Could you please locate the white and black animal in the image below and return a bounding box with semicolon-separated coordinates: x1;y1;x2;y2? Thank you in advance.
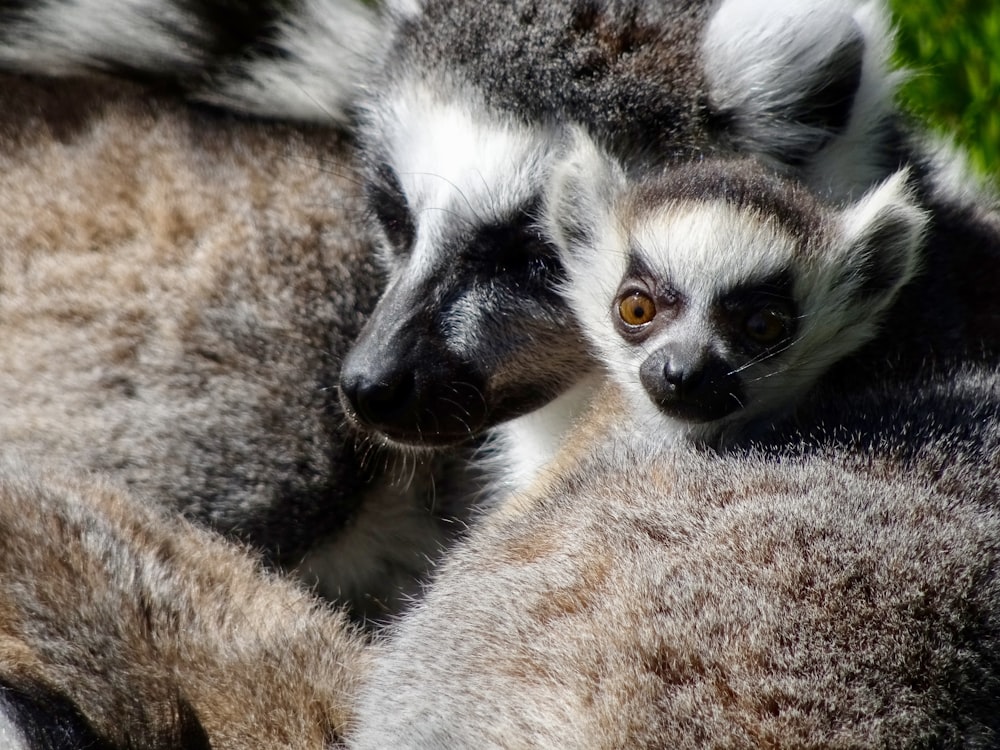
348;123;1000;746
545;132;926;449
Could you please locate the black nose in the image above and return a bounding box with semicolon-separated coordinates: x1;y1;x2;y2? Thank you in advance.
340;367;417;430
640;347;744;423
662;359;704;395
339;344;489;446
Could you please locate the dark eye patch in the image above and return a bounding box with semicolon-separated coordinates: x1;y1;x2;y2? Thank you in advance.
718;272;798;353
468;201;563;284
366;162;416;254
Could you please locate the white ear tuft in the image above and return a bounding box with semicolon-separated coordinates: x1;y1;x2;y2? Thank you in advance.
838;168;927;307
543;127;626;265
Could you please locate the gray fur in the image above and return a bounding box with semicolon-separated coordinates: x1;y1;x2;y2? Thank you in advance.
0;0;381;124
0;456;370;749
0;72;468;621
351;364;1000;748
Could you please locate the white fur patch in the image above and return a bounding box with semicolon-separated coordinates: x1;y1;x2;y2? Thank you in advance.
384;0;423;21
703;0;903;198
379;81;557;278
484;374;602;504
0;0;199;73
205;0;380;123
0;0;379;125
0;708;28;750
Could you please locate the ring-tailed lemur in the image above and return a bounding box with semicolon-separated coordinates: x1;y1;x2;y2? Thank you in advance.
348;137;1000;745
0;457;369;750
0;0;921;616
0;70;476;623
543;131;925;450
349;355;1000;749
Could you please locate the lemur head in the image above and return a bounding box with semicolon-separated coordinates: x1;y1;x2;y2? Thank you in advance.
340;0;903;447
546;132;926;444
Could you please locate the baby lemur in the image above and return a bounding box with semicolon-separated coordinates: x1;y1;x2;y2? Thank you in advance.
545;131;927;449
486;133;926;497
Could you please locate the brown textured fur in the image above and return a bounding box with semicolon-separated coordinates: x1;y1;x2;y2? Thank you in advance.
0;458;370;748
351;369;1000;748
0;73;463;619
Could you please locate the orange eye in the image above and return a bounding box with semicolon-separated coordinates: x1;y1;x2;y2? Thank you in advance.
745;308;788;345
618;292;657;327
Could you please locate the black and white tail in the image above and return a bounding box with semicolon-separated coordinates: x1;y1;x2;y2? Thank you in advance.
0;0;383;125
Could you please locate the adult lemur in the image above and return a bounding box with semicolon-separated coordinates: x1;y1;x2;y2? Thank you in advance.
0;0;484;619
2;0;967;610
349;148;1000;749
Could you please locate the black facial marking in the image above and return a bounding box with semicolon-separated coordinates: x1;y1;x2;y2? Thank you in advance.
468;201;563;286
640;346;745;424
718;271;798;354
367;162;416;254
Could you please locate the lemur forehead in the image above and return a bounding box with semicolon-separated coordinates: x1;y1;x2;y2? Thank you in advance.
627;200;804;297
628;159;826;241
381;81;554;223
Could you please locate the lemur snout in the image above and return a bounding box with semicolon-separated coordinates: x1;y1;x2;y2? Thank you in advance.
639;347;744;423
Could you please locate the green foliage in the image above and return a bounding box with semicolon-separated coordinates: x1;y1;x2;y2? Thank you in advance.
891;0;1000;178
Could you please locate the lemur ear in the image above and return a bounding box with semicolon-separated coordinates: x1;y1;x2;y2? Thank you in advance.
837;169;926;308
543;127;626;263
702;0;900;196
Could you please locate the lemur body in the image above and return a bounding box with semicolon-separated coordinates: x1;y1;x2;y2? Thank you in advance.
0;457;370;750
0;72;471;621
351;362;1000;748
0;2;993;746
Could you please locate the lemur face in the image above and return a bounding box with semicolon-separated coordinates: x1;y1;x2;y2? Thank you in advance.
601;201;814;441
611;252;797;427
547;133;926;445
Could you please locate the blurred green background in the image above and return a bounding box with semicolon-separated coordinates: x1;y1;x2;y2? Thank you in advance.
891;0;1000;179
